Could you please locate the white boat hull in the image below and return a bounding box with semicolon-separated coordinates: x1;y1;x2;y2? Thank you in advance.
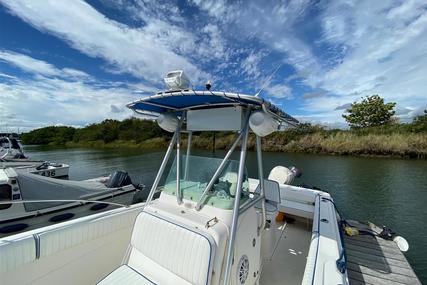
1;160;70;179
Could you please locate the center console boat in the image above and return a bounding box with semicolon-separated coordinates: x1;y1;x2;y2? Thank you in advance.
0;71;348;285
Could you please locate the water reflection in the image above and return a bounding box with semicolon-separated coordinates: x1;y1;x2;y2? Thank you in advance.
25;146;427;282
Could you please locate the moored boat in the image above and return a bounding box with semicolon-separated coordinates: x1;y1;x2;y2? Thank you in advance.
0;136;26;160
1;136;70;178
0;167;146;237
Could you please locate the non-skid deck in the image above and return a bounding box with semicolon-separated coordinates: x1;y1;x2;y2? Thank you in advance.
344;223;421;285
260;220;312;285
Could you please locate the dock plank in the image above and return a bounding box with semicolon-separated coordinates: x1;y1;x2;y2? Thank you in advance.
344;237;401;254
347;262;420;285
346;254;415;275
343;222;421;285
346;249;412;269
347;269;408;285
345;243;407;262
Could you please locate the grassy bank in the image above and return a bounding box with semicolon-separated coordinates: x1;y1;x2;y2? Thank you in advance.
269;132;427;158
58;130;427;159
21;117;427;159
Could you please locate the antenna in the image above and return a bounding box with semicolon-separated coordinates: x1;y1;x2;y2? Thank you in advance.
255;62;285;97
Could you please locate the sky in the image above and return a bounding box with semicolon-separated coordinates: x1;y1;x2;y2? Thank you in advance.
0;0;426;132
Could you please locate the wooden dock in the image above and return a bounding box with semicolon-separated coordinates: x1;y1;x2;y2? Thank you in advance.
344;221;421;285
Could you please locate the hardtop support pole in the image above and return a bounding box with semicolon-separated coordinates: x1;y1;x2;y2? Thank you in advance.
256;135;267;235
176;116;184;205
145;131;177;204
212;132;216;154
184;131;192;180
223;114;250;285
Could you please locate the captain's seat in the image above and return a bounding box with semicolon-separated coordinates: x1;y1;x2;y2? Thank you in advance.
98;209;216;285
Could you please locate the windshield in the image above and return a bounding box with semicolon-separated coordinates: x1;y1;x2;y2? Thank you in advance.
162;155;249;209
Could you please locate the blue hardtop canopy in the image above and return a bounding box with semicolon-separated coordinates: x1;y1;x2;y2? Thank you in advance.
127;90;299;125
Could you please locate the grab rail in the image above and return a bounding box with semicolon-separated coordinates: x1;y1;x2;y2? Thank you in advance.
320;197;347;274
302;195;347;285
301;194;321;285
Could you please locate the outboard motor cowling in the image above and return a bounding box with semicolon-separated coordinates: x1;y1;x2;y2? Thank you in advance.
268;166;301;185
106;171;132;188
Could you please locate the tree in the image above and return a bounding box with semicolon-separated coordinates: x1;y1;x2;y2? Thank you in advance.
342;95;396;129
411;109;427;132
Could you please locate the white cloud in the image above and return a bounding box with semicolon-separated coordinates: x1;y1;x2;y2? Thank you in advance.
1;0;426;128
264;83;292;99
191;0;427;124
0;50;60;77
241;51;265;78
0;72;17;79
0;75;140;131
308;1;427;112
0;51;152;131
0;50;90;79
192;0;319;74
1;0;207;83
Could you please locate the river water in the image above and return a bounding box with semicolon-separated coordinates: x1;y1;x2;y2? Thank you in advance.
25;146;427;283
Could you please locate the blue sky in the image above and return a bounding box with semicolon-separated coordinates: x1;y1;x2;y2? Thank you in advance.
0;0;426;131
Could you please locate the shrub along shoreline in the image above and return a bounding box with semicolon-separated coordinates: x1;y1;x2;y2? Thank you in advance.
21;118;427;159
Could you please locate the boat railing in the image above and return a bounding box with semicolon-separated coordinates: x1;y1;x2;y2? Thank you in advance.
0;199;130;208
301;194;321;285
302;194;347;285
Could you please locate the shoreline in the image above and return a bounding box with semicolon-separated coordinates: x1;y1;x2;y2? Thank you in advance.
26;133;427;160
20;118;427;160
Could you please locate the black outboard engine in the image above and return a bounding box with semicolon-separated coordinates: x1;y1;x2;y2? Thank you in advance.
36;162;50;170
106;170;133;188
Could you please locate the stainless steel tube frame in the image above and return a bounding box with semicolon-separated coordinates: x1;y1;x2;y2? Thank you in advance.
184;131;192;180
256;135;267;235
145;131;177;204
195;131;244;211
222;118;250;285
176;116;184;204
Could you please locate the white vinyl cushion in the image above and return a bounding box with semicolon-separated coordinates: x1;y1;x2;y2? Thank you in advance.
39;212;136;257
0;236;35;273
99;265;154;285
128;212;214;285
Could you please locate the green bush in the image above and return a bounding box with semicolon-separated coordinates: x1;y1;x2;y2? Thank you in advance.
20;115;427;158
23;118;169;145
411;110;427;132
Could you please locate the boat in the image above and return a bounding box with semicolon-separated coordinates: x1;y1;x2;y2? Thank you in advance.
1;136;70;178
0;167;146;237
0;136;26;160
0;71;417;284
